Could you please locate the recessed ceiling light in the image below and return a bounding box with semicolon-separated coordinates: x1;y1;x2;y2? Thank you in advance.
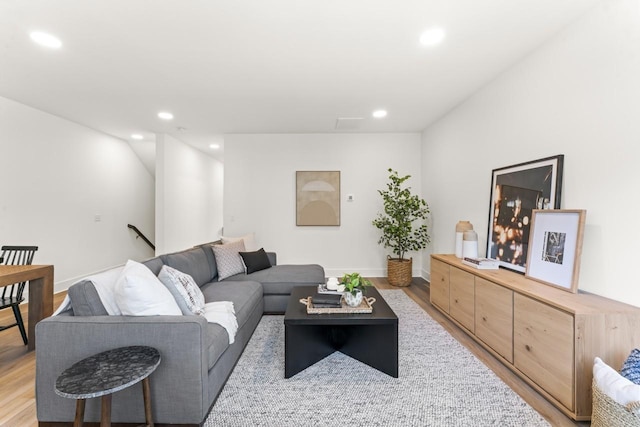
131;134;144;140
420;27;445;47
158;111;174;120
209;144;220;150
30;31;62;49
372;110;388;119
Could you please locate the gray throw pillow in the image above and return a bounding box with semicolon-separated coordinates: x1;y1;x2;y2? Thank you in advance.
158;265;205;315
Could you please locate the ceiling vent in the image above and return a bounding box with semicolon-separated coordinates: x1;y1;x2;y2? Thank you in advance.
335;117;364;130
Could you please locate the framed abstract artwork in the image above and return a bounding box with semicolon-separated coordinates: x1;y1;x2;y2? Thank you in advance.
296;171;340;226
486;155;564;273
525;209;586;293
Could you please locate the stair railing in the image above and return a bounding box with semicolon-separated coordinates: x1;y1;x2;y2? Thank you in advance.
127;224;155;251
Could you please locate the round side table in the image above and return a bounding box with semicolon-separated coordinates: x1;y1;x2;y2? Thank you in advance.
55;346;161;427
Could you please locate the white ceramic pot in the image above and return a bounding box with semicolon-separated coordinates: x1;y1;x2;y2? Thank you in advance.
344;289;363;307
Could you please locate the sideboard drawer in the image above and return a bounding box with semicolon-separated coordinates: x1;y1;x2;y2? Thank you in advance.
450;267;475;333
475;277;513;363
514;294;575;411
430;258;450;313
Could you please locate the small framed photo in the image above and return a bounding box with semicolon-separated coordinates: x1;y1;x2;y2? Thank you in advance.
525;209;586;293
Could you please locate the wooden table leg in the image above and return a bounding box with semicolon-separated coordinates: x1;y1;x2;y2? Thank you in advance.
27;266;54;351
142;377;154;427
101;394;112;427
74;399;85;427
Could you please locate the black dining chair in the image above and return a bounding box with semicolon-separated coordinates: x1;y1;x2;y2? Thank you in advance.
1;246;38;345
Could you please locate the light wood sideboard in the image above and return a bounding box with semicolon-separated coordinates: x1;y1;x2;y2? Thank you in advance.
430;254;640;421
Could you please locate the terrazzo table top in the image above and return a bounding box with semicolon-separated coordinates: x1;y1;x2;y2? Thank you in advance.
55;346;161;399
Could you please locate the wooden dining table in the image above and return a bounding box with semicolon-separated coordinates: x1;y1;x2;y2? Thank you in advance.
0;264;54;351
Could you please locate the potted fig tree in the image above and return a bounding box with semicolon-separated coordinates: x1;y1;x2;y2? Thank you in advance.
372;168;430;287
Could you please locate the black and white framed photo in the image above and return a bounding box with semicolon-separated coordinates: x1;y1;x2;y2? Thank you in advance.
525;209;586;293
486;155;564;273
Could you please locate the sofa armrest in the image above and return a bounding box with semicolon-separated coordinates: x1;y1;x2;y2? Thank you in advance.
36;314;211;424
267;251;277;266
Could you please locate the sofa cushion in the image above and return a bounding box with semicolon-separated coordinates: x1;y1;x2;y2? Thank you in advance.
67;280;109;316
68;266;125;316
211;240;246;280
200;280;262;330
222;264;325;295
204;323;231;370
200;245;219;281
239;248;272;274
200;280;263;369
142;256;165;276
115;260;182;316
162;248;212;287
158;265;206;315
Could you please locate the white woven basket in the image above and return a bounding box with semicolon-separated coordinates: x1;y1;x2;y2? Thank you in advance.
592;379;640;427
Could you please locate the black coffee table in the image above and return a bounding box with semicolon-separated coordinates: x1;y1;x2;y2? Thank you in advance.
284;286;398;378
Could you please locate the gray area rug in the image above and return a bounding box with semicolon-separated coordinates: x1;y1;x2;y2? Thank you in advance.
206;290;549;426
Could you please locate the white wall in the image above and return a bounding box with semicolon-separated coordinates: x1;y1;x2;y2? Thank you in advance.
0;96;155;293
156;134;223;254
421;0;640;306
223;133;422;277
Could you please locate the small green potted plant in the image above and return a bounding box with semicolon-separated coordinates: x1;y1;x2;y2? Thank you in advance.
341;272;372;307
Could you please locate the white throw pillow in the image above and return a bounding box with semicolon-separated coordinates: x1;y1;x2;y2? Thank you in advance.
212;240;246;280
221;232;257;251
158;265;206;315
115;260;182;316
593;357;640;407
82;266;125;315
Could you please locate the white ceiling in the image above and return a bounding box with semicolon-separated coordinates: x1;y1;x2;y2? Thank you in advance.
0;0;600;164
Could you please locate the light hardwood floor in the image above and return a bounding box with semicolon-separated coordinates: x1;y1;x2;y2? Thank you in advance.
0;279;587;427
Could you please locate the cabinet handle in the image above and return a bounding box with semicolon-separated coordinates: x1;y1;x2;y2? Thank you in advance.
454;299;458;303
525;345;531;352
482;316;487;322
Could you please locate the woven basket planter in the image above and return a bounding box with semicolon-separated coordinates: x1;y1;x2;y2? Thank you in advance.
387;256;412;287
592;379;640;427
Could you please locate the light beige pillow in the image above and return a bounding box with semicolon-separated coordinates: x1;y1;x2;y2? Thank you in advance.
221;232;257;251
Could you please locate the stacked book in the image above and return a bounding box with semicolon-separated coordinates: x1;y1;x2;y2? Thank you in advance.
311;292;343;308
462;257;500;270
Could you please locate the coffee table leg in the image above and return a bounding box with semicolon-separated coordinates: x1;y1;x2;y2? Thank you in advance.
339;323;399;378
285;324;337;378
142;377;154;427
100;394;111;427
74;399;85;427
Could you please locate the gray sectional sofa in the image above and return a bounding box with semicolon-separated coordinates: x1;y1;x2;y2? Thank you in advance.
35;244;324;426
